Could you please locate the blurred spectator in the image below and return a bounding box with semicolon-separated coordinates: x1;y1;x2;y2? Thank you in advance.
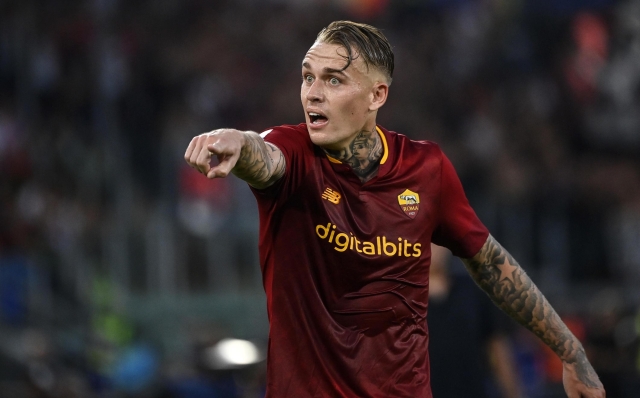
428;244;523;398
0;0;638;396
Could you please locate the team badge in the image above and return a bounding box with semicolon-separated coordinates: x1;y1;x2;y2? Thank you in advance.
398;189;420;219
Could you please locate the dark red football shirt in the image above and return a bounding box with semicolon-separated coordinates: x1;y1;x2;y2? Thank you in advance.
250;123;489;397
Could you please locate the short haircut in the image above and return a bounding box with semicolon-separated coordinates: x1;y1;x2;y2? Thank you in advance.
316;21;394;84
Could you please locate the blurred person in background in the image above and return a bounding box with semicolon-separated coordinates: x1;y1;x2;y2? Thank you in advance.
428;243;523;398
184;20;605;398
4;0;640;397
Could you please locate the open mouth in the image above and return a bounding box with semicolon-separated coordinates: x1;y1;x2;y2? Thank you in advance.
308;112;328;125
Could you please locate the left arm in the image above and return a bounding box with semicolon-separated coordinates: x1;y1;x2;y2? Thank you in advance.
462;234;605;398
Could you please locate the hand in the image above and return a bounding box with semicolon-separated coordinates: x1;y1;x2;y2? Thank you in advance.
562;360;605;398
184;129;246;179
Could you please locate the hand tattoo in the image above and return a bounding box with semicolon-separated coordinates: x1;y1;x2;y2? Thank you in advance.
462;235;603;389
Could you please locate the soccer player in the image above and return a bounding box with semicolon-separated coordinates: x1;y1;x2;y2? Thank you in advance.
184;21;605;398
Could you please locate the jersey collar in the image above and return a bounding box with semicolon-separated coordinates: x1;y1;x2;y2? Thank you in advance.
325;126;389;165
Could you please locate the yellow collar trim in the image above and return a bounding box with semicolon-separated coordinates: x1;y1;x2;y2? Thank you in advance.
376;126;388;165
324;126;388;165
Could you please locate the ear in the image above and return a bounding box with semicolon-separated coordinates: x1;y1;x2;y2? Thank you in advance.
369;81;389;111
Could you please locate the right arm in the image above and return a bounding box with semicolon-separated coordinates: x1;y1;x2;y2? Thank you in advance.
184;129;286;189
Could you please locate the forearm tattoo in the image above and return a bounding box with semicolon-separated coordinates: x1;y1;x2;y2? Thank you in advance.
324;127;383;183
232;133;285;189
462;235;601;388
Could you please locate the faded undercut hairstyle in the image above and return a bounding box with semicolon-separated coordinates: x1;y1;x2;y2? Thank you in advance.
316;21;394;84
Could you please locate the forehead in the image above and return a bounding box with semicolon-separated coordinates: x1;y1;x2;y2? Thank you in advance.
302;41;366;73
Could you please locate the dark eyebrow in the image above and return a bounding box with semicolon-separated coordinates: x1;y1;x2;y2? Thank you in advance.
323;67;347;76
302;61;347;77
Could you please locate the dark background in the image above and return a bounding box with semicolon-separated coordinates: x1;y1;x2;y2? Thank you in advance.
0;0;639;397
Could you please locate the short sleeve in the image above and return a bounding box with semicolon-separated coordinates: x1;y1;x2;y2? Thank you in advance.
252;124;313;200
431;151;489;258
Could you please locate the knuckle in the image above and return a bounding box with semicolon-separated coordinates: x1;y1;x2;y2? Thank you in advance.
207;129;223;137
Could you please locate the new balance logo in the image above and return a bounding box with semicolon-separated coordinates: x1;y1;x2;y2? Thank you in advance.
321;187;341;204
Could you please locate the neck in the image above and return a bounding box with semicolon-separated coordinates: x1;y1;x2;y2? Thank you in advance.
323;127;383;183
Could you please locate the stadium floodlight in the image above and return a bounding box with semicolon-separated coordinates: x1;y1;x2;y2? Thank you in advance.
203;338;263;369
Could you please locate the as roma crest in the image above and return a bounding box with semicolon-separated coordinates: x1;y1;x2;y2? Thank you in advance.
398;189;420;219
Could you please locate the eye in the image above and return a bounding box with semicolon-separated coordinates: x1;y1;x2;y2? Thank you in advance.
303;75;314;84
329;77;340;85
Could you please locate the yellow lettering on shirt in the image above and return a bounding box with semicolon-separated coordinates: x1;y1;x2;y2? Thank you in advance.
362;242;375;255
413;243;422;257
334;233;349;252
315;222;422;258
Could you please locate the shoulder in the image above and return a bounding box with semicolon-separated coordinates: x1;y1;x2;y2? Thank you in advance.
260;123;313;155
381;126;442;151
380;126;445;165
404;138;443;159
261;123;309;140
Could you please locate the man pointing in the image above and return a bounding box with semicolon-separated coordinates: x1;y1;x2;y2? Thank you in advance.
185;21;605;398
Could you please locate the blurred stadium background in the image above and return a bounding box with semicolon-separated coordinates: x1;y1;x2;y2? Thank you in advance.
1;0;639;397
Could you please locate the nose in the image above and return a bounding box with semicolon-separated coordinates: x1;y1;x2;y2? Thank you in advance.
305;80;323;102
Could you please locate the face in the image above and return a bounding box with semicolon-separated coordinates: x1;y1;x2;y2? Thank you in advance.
352;137;370;161
301;41;387;150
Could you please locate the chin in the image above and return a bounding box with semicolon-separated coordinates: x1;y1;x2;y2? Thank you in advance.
308;132;331;147
307;124;352;150
307;128;334;147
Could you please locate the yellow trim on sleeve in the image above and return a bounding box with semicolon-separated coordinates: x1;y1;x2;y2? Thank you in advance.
376;126;388;165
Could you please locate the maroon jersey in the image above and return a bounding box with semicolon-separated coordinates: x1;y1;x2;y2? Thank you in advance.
251;123;489;397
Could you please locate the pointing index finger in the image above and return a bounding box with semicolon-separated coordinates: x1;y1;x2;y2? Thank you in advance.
207;151;239;179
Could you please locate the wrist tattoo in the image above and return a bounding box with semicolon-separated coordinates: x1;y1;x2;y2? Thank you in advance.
233;134;285;188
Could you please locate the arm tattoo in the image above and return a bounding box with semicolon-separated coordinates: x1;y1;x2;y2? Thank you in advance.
324;127;382;183
231;133;285;189
462;235;601;388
